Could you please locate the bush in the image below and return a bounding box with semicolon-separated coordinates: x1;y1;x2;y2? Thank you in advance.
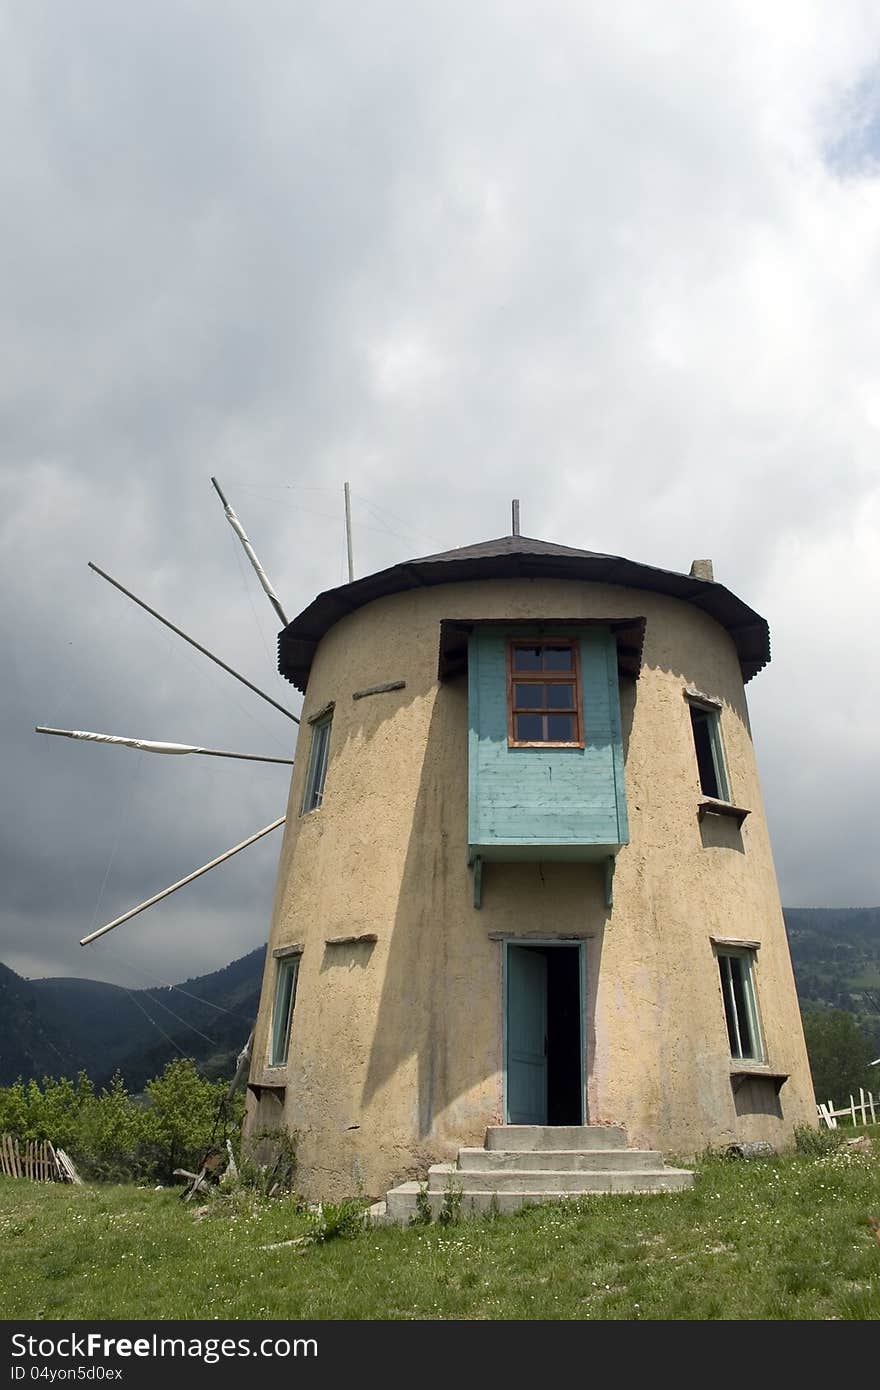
438;1176;463;1226
409;1182;432;1226
236;1127;298;1197
0;1059;244;1184
794;1123;844;1156
141;1059;233;1179
75;1074;144;1183
304;1199;367;1244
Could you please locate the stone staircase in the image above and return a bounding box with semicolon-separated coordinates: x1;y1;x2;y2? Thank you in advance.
370;1125;694;1224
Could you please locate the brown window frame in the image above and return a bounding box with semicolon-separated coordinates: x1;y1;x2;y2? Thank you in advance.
506;638;584;748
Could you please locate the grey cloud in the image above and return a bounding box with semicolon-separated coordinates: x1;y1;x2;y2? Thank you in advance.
3;2;880;986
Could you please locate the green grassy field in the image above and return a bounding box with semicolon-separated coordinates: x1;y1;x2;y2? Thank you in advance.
2;1134;879;1321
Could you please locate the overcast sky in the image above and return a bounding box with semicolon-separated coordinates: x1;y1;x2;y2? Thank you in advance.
3;2;880;990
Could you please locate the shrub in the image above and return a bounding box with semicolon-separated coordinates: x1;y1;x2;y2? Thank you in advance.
0;1059;244;1184
74;1074;144;1183
304;1199;367;1243
438;1176;463;1226
141;1059;233;1179
409;1182;432;1226
236;1127;298;1197
794;1123;844;1156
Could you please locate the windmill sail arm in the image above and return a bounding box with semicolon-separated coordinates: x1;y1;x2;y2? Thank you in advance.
80;816;287;947
87;561;299;723
73;730;195;754
211;477;289;626
35;727;292;764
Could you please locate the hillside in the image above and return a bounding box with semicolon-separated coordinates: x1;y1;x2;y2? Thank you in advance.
784;907;880;1054
0;963;73;1081
0;948;265;1089
2;907;879;1090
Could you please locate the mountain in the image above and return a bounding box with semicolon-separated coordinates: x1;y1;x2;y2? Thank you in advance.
0;963;74;1081
0;948;265;1089
3;907;879;1090
784;907;880;1055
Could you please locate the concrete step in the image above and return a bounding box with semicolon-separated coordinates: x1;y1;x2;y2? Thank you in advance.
367;1199;387;1225
381;1172;693;1223
426;1163;693;1195
457;1147;664;1173
373;1121;694;1225
485;1125;627;1151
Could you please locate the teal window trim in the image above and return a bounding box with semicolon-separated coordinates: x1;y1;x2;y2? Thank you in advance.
302;714;332;814
467;626;629;856
687;696;730;802
467;641;480;851
269;956;300;1067
605;630;629;845
716;947;764;1062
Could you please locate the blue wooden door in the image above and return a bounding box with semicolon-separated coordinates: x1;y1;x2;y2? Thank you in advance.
507;947;548;1124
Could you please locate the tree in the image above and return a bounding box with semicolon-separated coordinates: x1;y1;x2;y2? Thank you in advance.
801;1008;872;1103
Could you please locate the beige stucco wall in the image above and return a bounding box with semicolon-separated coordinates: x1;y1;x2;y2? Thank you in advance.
246;576;816;1199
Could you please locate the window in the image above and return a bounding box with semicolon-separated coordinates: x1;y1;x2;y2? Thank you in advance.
507;640;583;746
270;956;299;1067
689;702;729;800
302;714;332;813
717;950;763;1061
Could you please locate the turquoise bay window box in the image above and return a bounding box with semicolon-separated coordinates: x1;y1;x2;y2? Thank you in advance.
438;618;640;904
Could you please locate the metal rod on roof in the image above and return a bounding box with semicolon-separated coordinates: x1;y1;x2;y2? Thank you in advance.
211;476;289;627
88;562;299;724
80;816;286;946
511;499;520;536
344;481;355;582
35;726;293;765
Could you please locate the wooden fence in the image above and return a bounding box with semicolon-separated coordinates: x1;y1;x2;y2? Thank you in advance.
817;1088;877;1130
0;1134;81;1183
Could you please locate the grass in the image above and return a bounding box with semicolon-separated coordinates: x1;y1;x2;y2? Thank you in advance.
2;1131;879;1320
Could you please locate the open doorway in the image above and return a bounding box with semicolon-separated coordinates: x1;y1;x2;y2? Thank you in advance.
505;942;584;1125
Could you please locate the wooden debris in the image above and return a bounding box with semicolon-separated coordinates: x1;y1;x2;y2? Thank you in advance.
1;1133;20;1179
724;1140;775;1160
844;1136;873;1154
352;680;406;701
224;1031;254;1097
225;1139;238;1180
1;1134;79;1184
173;1166;210;1200
54;1149;83;1184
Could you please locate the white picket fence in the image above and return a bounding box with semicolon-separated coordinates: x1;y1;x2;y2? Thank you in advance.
816;1088;877;1130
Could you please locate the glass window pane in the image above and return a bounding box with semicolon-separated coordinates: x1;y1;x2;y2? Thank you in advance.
515;713;543;741
513;646;542;671
730;958;755;1058
718;957;740;1054
547;683;574;709
547;713;575;740
514;682;544;708
690;708;720;798
304;718;332;812
543;646;573;671
270;958;299;1066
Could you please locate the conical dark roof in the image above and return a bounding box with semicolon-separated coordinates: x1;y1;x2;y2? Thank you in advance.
278;534;770;692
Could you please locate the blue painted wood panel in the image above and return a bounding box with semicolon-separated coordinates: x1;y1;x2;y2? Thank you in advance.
468;627;628;857
507;946;548;1124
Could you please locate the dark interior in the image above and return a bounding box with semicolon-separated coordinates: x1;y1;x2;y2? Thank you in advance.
526;945;583;1125
690;706;720;798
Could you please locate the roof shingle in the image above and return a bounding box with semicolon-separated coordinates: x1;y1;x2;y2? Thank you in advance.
277;534;770;692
